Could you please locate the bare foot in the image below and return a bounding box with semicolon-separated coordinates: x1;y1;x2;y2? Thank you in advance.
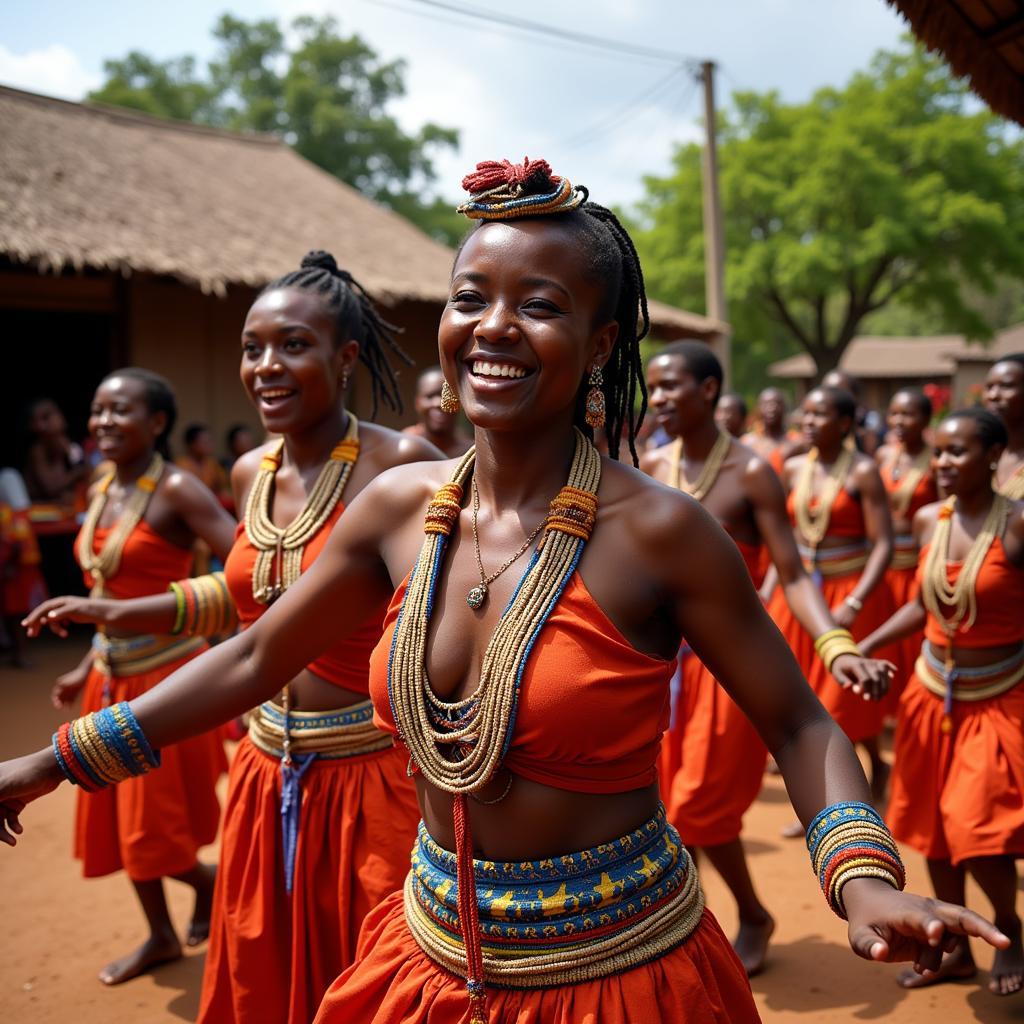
870;759;891;805
98;932;182;985
186;863;217;947
990;925;1024;996
897;940;976;989
734;914;775;977
780;819;803;839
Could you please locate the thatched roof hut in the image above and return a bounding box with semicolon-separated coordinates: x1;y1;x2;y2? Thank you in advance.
0;85;723;458
886;1;1024;124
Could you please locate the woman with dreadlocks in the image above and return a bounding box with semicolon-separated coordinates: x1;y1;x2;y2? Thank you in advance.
22;252;442;1022
3;165;1009;1023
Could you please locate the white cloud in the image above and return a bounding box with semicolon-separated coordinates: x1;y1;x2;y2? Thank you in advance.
0;43;101;100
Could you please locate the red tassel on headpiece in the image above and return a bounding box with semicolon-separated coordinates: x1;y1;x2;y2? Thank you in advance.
461;157;555;195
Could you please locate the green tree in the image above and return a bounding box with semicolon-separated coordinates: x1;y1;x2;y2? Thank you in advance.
634;42;1024;393
88;14;461;243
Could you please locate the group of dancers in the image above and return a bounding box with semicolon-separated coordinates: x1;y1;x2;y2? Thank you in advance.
0;156;1018;1022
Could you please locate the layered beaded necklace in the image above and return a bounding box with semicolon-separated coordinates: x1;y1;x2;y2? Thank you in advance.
887;447;932;518
793;445;855;553
666;430;730;501
77;453;164;597
998;461;1024;501
244;415;359;604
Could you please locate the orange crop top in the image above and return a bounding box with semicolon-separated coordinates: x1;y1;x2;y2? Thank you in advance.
224;502;387;693
369;572;675;794
920;539;1024;649
880;461;938;520
787;485;866;539
78;520;193;599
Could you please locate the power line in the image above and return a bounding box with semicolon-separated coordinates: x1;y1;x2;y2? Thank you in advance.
394;0;701;68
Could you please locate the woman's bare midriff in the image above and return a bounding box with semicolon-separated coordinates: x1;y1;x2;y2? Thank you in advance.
931;639;1023;671
277;668;368;711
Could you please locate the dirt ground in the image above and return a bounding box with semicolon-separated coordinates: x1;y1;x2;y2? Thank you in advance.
3;636;1023;1023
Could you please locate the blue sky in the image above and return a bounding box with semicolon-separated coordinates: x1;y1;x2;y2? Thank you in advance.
1;1;910;205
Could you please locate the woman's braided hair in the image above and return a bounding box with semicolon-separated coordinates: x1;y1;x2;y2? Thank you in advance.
260;251;411;417
456;158;650;464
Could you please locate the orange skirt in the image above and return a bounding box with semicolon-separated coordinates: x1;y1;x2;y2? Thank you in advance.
768;572;893;742
313;892;760;1023
197;736;420;1024
887;674;1024;864
74;648;225;880
659;652;766;847
878;564;921;714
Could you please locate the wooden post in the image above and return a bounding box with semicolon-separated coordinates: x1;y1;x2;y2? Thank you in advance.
700;61;730;384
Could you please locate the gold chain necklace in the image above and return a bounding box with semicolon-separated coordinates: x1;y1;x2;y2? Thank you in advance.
244;415;359;604
922;494;1009;640
666;430;731;501
793;445;855;552
888;447;931;518
77;453;164;596
467;476;547;610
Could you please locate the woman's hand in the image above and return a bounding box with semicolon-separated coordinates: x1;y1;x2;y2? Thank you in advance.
51;660;91;709
0;749;64;847
22;596;115;638
831;600;859;630
844;878;1010;972
831;654;894;701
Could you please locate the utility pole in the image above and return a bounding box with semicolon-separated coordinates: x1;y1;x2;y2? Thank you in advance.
699;60;730;386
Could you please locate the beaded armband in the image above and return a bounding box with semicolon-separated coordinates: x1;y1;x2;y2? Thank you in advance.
169;572;238;636
806;801;906;918
53;702;160;791
814;627;862;674
424;483;464;536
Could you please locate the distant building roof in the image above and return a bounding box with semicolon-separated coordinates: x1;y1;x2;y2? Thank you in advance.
769;328;1024;380
0;85;723;340
886;1;1024;125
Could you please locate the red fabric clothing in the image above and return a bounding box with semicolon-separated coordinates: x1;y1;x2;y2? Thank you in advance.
888;537;1024;863
0;503;46;613
197;738;420;1024
880;563;920;710
786;484;865;538
371;572;675;794
79;518;194;595
920;540;1024;649
659;539;767;846
878;459;938;522
314;892;760;1024
224;505;386;692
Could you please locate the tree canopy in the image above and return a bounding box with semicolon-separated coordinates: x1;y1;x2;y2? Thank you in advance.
89;14;463;243
633;42;1024;392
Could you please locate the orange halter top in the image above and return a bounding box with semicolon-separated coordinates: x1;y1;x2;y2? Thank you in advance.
78;520;193;599
786;484;866;539
919;538;1024;650
224;502;386;693
370;571;674;794
879;458;938;521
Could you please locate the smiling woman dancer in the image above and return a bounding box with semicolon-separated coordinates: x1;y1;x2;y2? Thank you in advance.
862;408;1024;997
36;368;236;985
875;388;937;700
25;252;440;1022
2;161;1009;1024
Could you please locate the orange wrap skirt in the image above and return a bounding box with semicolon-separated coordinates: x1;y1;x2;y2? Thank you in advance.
768;570;892;743
879;562;921;713
197;736;420;1024
74;646;225;880
313;892;760;1023
887;674;1024;864
659;651;766;847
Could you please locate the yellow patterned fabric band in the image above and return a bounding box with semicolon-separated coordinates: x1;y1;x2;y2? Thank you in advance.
247;699;393;760
915;642;1024;703
91;632;205;678
403;805;705;990
798;542;869;578
890;534;919;571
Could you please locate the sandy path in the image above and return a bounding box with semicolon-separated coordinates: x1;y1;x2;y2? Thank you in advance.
2;637;1021;1022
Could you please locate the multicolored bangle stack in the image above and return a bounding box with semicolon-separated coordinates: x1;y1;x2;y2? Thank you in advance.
807;801;906;918
52;702;160;791
814;627;862;673
169;572;238;637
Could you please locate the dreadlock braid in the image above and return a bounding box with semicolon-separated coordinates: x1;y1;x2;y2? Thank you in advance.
260;251;411;417
455;159;650;465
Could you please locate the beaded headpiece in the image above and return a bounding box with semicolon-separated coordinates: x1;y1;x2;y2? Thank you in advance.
457;157;588;220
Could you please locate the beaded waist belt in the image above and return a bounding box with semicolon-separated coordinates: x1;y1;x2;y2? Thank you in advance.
889;534;918;571
247;698;393;760
403;805;705;990
916;640;1024;705
91;632;205;678
798;541;869;579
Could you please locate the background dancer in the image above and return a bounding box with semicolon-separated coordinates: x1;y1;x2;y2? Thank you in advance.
986;354;1024;500
741;386;791;475
403;365;472;457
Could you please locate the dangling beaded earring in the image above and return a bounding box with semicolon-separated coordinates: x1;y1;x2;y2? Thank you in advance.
440;379;460;414
584;365;605;429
